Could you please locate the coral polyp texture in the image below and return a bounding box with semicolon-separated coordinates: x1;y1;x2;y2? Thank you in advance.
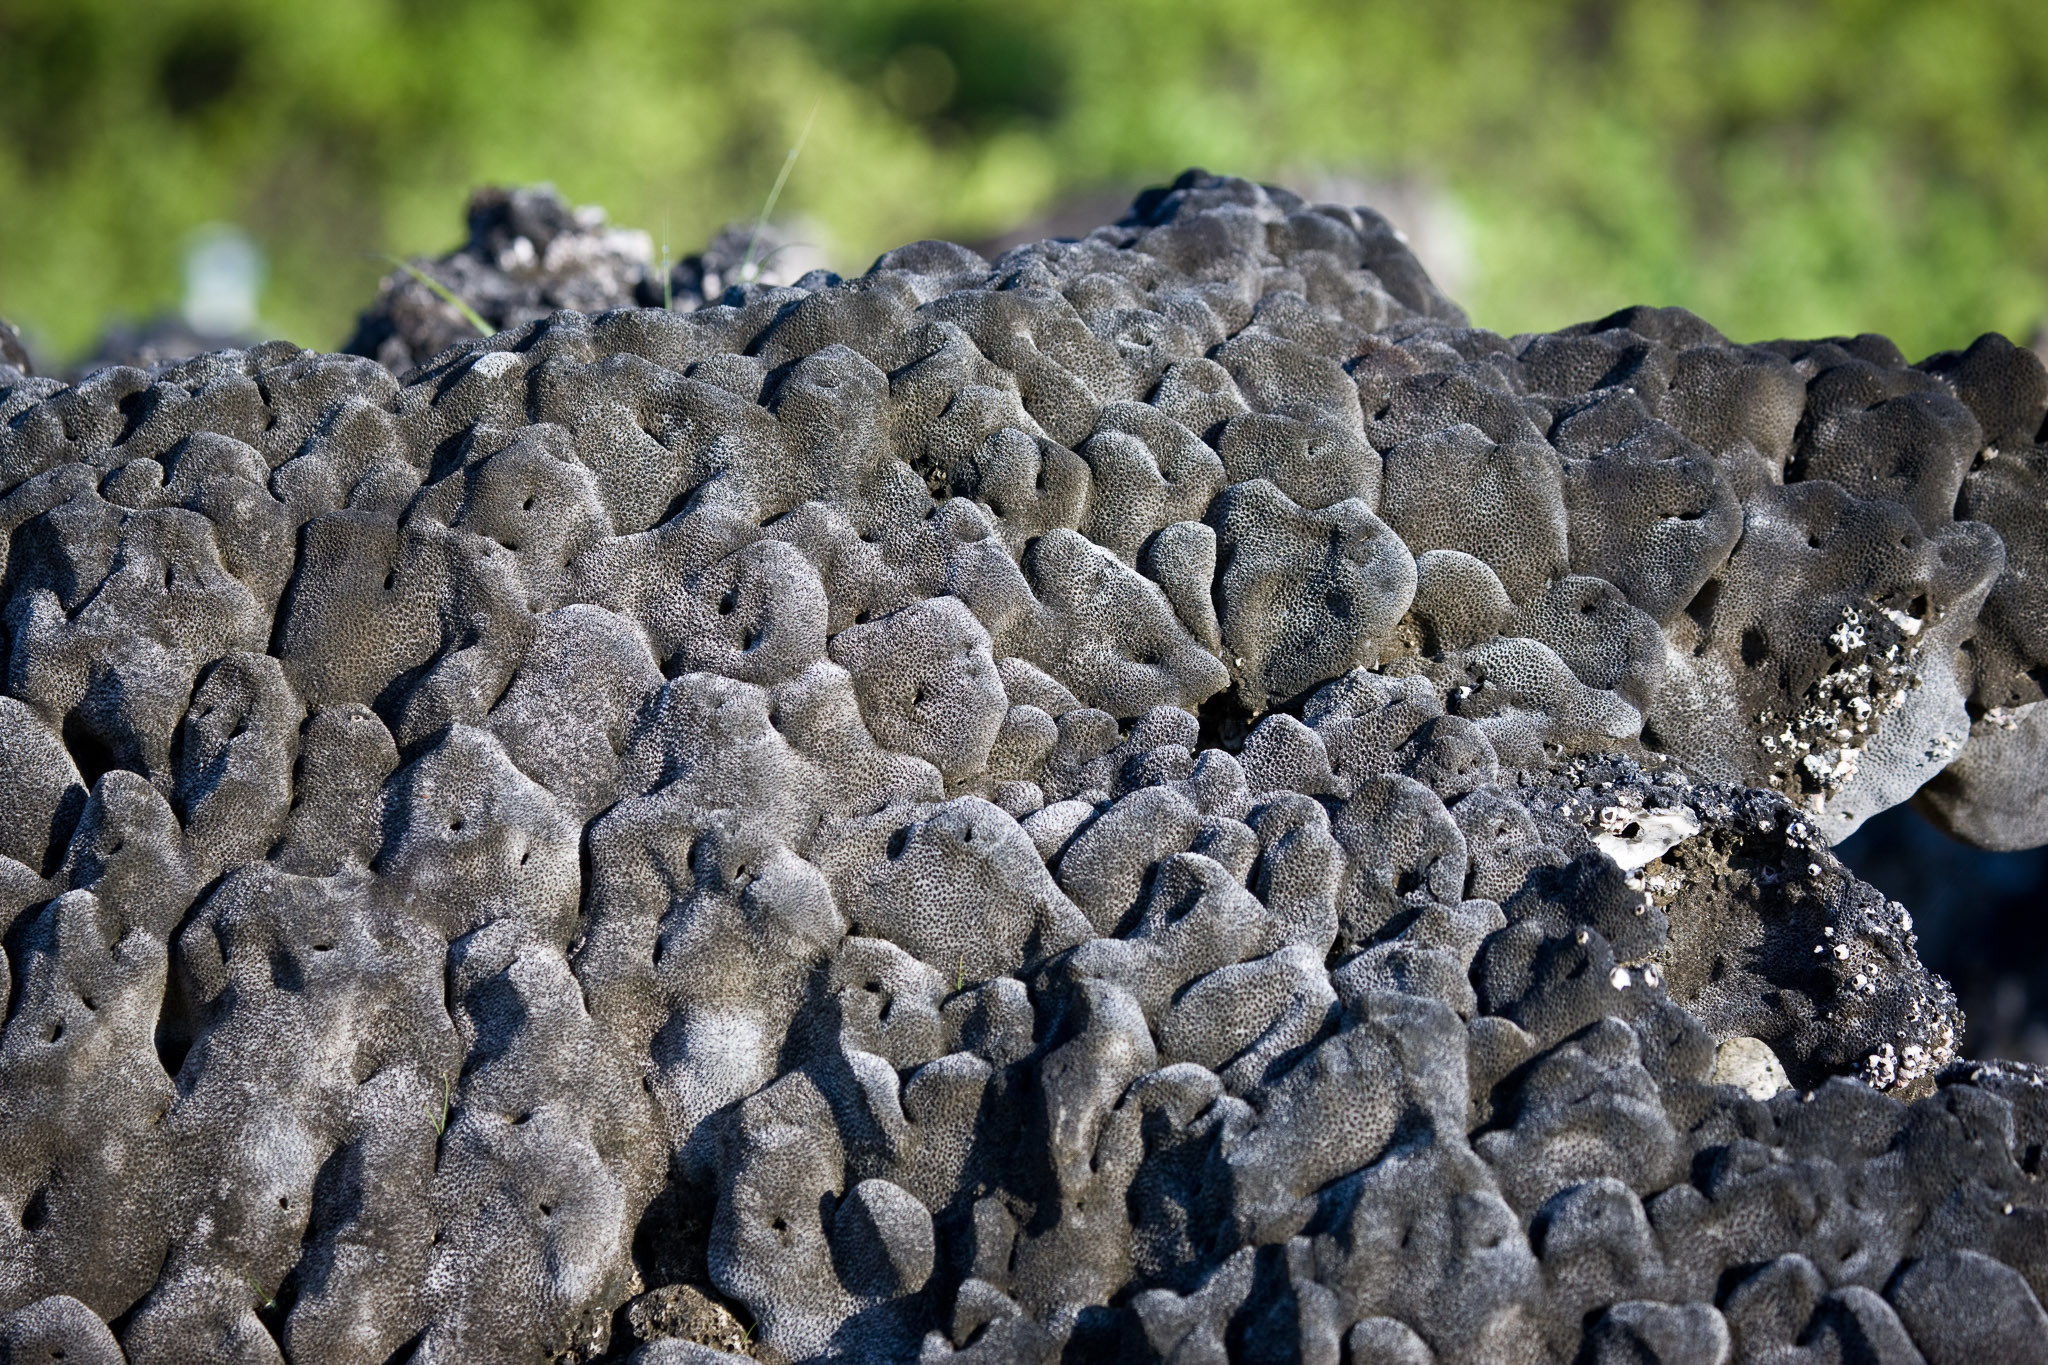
1;171;2046;1363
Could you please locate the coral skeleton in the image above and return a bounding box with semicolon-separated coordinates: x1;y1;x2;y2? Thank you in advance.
0;172;2045;1362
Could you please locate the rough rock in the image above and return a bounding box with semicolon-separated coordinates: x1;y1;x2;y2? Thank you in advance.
342;186;823;376
0;170;2043;1363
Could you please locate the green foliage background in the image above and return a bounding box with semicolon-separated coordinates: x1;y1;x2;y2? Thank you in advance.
3;0;2045;365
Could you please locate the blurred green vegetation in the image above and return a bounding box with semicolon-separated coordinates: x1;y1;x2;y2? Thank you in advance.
3;0;2045;365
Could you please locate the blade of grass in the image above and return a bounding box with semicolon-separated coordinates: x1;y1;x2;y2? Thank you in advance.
380;255;495;337
739;99;822;287
423;1071;451;1135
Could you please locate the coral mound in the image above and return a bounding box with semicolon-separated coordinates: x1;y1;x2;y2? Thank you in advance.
0;171;2044;1362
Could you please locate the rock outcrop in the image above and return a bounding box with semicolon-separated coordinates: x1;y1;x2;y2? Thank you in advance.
0;170;2043;1362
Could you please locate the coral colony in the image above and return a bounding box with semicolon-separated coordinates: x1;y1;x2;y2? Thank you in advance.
0;173;2044;1361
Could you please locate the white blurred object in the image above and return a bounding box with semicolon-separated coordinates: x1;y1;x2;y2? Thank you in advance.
1288;170;1473;306
182;224;265;336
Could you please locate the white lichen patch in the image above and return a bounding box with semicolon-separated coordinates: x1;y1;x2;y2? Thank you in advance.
469;348;522;380
1711;1036;1791;1101
1880;607;1923;637
1593;804;1702;871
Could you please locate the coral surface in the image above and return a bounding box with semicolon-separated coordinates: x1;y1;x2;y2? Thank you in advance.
0;171;2044;1362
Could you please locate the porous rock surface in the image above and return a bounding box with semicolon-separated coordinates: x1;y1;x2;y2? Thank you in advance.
0;170;2042;1362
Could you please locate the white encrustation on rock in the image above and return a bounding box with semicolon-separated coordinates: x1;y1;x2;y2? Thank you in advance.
1711;1035;1794;1101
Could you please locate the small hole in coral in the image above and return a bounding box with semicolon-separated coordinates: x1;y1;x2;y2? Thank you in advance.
21;1188;50;1232
61;712;119;796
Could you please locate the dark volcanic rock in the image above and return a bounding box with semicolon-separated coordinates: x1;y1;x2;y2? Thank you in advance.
0;170;2043;1363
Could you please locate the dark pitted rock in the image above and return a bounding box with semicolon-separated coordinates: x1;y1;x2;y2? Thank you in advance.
0;169;2042;1363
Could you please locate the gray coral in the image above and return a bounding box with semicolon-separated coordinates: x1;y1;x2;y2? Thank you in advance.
0;170;2043;1363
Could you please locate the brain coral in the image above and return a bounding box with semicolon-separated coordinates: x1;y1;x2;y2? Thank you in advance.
0;169;2043;1363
